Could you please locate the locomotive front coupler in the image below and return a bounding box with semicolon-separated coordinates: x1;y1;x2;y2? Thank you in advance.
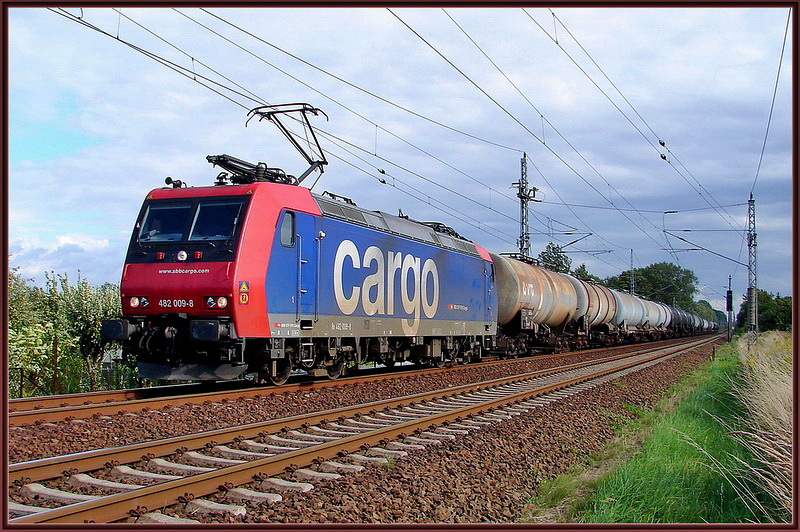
101;318;142;342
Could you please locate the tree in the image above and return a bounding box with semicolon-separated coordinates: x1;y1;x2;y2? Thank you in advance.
712;309;728;327
736;289;792;333
689;299;721;323
7;265;123;397
537;242;572;274
7;267;67;397
45;272;121;391
571;263;603;283
605;262;698;309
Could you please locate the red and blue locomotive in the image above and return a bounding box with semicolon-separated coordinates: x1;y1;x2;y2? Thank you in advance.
102;105;498;384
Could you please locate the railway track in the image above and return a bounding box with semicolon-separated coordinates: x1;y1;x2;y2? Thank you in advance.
9;335;717;524
8;337;707;427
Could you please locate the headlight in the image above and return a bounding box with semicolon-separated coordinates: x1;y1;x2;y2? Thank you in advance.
177;250;188;261
130;296;140;308
217;297;228;308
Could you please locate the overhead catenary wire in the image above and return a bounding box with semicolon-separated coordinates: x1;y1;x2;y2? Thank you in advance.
533;8;746;233
442;9;615;252
48;9;256;111
423;9;676;259
176;7;587;240
750;8;791;195
110;8;265;108
322;139;521;247
392;8;667;264
175;7;594;244
51;7;584;257
174;8;521;206
542;201;747;214
518;18;741;270
197;8;522;154
527;7;770;284
323;130;615;261
663;231;748;267
52;7;752;281
326;139;627;275
106;6;627;271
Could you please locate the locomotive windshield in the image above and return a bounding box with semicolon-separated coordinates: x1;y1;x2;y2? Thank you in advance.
139;202;192;242
137;197;248;244
189;200;245;241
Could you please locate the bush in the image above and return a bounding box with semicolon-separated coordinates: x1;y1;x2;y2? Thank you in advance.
7;266;122;397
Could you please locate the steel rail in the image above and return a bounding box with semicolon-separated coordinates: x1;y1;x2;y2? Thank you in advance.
8;383;202;412
8;336;707;426
8;338;709;483
10;336;718;524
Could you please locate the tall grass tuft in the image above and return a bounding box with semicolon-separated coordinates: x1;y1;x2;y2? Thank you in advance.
730;331;793;520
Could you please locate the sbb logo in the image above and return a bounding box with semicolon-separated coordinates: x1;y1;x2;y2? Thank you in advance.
333;239;439;335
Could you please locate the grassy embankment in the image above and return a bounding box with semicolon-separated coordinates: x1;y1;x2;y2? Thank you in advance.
524;332;792;524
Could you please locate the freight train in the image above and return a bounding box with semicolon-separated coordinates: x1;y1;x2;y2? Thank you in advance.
101;105;717;384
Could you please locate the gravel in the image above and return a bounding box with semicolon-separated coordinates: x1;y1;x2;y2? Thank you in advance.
9;344;673;463
10;341;717;522
174;343;714;523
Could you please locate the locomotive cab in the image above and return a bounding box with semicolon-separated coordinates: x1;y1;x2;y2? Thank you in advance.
103;185;252;379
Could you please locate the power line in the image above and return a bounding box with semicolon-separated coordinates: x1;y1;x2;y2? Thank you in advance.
436;9;673;254
524;8;660;153
44;8;652;277
533;8;747;233
179;8;587;240
387;8;546;146
50;7;567;255
663;231;748;267
440;7;628;260
187;7;602;250
317;129;522;225
751;8;791;195
321;137;521;247
544;201;747;214
48;9;256;111
524;152;630;262
175;8;515;204
664;229;747;233
111;9;265;107
98;6;625;271
390;7;634;267
396;8;667;264
198;8;522;154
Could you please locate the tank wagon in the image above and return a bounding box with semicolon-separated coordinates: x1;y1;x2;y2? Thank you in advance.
487;253;714;354
101;104;717;383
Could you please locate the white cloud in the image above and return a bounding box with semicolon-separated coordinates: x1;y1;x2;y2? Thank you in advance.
10;234;121;286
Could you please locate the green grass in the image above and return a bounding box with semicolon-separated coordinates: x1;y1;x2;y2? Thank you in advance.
524;343;778;524
578;345;769;523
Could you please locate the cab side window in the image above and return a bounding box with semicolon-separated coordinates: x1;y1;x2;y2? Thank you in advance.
280;211;295;247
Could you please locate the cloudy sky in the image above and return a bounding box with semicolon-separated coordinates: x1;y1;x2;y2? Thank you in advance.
7;6;794;314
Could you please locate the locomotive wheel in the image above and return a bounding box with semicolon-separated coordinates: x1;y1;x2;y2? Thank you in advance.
268;359;292;386
429;357;444;368
327;358;345;380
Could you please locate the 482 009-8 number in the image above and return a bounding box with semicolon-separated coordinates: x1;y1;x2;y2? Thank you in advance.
159;299;194;308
